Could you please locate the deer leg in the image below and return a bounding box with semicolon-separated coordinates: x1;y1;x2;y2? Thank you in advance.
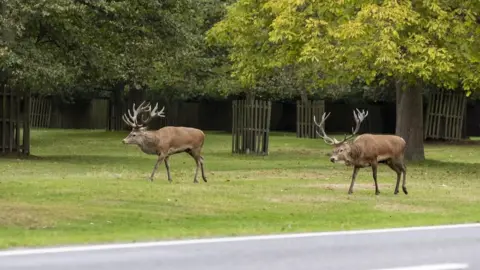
386;159;402;195
150;155;165;182
186;149;202;184
193;160;201;184
400;163;408;195
371;162;380;195
348;166;360;194
164;156;172;183
199;156;207;182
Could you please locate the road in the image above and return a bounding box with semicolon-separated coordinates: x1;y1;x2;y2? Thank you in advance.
0;223;479;270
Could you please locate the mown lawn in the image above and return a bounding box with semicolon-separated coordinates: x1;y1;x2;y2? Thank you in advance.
0;129;479;249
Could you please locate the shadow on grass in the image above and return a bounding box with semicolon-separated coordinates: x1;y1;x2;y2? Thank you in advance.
425;138;480;146
1;152;478;174
31;129;128;140
410;159;480;172
0;154;151;166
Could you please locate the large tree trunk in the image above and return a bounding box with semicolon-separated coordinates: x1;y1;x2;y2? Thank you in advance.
395;80;425;161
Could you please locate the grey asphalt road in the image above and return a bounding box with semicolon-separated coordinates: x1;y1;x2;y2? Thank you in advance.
0;224;479;270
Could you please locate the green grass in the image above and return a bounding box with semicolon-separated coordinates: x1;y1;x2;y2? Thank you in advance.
0;129;479;249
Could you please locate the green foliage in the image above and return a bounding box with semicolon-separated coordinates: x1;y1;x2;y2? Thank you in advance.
208;0;480;96
144;0;242;100
0;0;214;95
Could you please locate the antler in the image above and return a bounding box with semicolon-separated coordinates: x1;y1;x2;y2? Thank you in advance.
122;101;166;128
313;112;338;145
340;108;369;142
138;102;166;126
122;101;151;128
313;108;369;145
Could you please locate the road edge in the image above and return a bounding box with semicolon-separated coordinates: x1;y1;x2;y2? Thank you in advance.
1;222;479;257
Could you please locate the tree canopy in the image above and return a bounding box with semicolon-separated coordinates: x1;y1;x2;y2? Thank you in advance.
1;0;232;98
208;0;480;93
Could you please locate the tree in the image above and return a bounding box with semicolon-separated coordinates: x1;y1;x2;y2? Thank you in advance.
1;0;208;95
207;0;480;161
147;0;243;101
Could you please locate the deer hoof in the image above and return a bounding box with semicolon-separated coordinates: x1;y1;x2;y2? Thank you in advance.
394;190;399;195
148;177;154;182
375;191;380;195
347;190;353;195
193;180;199;184
402;187;408;195
203;178;208;183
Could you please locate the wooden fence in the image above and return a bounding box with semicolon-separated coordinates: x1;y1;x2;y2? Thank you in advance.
296;100;325;138
0;85;31;156
424;90;467;140
232;100;272;155
30;97;110;129
89;98;109;129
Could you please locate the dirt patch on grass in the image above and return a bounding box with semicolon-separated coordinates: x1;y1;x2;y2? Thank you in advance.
215;169;329;181
303;183;391;191
374;203;440;213
273;149;328;156
266;194;348;204
447;192;480;203
0;203;87;229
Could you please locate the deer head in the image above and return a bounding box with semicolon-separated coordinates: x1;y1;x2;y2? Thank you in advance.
121;101;165;145
313;108;368;164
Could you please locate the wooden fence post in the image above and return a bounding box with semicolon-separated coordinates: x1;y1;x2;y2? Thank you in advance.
296;100;325;139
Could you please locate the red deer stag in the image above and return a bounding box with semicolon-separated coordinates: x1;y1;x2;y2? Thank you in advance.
122;101;207;183
313;109;407;195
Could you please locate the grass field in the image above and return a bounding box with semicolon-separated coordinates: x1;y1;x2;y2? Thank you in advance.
0;129;479;249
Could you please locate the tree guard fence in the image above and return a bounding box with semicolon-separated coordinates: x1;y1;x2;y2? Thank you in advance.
30;97;52;128
296;100;325;138
424;90;467;141
231;100;272;155
0;85;31;156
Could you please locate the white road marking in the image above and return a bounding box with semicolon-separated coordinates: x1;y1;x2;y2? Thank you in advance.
0;223;478;257
372;263;469;270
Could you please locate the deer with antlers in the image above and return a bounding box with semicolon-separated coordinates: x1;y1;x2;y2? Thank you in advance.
122;101;207;183
313;109;407;195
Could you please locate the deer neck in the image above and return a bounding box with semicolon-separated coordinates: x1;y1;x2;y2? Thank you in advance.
138;131;159;155
345;143;361;165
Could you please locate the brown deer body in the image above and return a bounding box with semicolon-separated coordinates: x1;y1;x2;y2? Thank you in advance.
121;101;207;183
314;109;407;195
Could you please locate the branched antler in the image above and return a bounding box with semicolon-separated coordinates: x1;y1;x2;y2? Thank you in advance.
313;112;337;145
342;108;369;142
313;108;369;145
139;102;165;126
122;101;166;128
